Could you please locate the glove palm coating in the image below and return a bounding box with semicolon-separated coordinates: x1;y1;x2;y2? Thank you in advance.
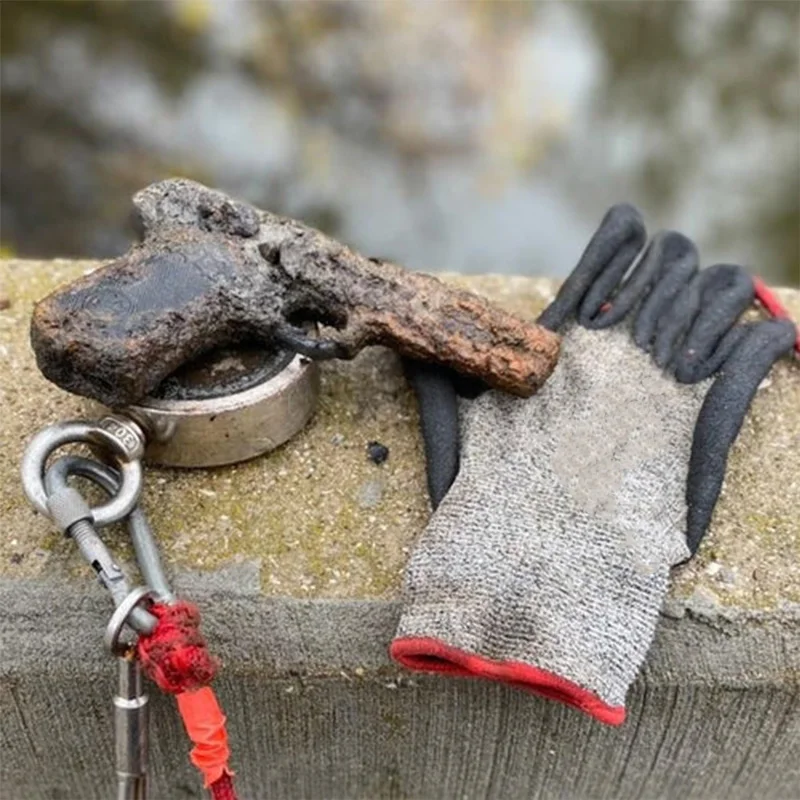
391;205;796;725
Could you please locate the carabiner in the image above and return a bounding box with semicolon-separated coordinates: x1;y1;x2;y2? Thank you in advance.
47;456;174;603
44;456;158;638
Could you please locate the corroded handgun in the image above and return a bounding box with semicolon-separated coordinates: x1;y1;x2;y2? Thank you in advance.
31;179;560;406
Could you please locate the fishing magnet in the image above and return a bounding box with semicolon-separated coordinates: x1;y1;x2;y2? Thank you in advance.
107;342;319;468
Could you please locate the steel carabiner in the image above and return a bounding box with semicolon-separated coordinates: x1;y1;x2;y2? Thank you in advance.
43;456;160;637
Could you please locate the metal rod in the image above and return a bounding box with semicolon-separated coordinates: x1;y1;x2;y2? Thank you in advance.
128;508;174;604
114;655;149;800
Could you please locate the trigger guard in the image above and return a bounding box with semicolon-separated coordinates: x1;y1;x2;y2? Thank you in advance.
274;324;352;360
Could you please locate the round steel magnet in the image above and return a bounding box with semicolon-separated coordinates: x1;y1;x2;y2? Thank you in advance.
114;343;319;468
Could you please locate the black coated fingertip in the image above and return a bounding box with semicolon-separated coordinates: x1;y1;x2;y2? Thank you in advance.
652;278;698;369
685;318;796;554
403;359;461;509
580;235;653;329
673;265;754;383
674;324;748;384
651;262;740;370
633;231;699;351
538;203;646;332
578;205;648;328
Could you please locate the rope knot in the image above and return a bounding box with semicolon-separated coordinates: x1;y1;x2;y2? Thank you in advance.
136;601;218;693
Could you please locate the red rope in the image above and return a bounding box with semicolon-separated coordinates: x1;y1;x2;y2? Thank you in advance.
753;276;800;356
209;772;238;800
136;602;217;693
136;601;238;800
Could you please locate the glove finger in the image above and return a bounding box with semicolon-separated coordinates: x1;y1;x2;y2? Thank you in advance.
403;359;461;509
538;204;646;332
578;229;692;330
632;232;699;349
685;317;796;554
678;324;749;384
652;263;750;370
671;265;755;383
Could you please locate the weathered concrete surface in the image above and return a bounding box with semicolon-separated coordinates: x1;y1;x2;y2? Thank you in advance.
1;260;799;799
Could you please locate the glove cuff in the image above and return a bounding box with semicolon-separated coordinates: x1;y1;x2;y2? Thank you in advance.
390;636;625;726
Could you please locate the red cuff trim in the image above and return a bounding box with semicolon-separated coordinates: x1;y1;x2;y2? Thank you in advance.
390;636;625;726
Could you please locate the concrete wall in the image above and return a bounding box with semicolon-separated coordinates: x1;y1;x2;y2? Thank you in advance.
1;261;798;799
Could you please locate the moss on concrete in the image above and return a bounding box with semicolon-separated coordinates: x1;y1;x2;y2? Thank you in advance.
1;260;798;608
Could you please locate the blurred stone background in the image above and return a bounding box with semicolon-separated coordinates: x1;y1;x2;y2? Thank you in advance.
1;0;798;285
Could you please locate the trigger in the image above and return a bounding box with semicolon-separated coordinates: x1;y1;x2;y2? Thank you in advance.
274;324;351;360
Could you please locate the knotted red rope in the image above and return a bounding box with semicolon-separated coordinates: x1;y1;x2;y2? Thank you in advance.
137;602;217;692
754;277;800;356
136;600;237;800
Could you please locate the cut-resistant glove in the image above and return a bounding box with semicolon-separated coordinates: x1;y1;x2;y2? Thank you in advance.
391;204;796;725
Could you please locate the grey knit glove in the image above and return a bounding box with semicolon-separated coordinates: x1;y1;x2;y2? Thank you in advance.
391;205;796;724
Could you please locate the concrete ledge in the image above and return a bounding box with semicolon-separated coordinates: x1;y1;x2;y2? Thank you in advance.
1;260;799;799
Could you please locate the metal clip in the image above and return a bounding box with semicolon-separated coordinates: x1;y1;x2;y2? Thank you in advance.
44;455;178;652
41;455;158;641
50;457;174;598
31;454;157;797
